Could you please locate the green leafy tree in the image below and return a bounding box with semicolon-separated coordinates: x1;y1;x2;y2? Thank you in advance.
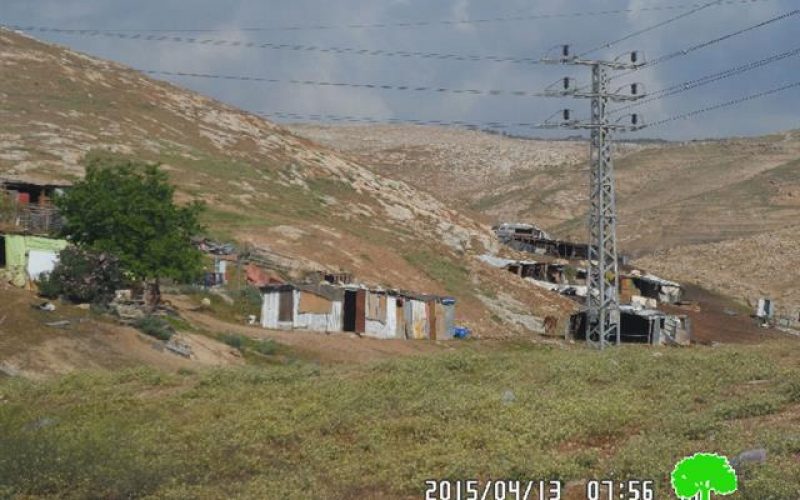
56;157;204;303
671;453;738;500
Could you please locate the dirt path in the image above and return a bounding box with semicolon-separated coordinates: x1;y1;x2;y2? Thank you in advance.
174;300;458;365
662;285;783;345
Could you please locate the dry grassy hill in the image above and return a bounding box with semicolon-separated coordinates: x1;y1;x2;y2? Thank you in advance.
292;124;800;311
0;29;576;337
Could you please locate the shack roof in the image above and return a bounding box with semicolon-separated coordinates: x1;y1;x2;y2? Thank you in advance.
620;304;666;318
261;282;454;303
478;254;539;268
625;272;681;288
1;176;73;188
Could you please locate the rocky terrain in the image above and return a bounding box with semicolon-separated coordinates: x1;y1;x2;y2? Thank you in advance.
637;224;800;316
0;28;575;337
290;124;645;227
292;123;800;313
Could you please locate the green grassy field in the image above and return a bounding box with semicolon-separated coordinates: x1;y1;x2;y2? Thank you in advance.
1;340;799;499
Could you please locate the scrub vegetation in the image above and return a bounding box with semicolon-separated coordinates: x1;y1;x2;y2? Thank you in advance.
1;340;799;499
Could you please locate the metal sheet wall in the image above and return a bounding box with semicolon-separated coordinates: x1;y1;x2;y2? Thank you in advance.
365;295;398;339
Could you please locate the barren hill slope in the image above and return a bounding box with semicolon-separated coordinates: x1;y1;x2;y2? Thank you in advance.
293;125;800;255
291;124;800;312
636;224;800;315
0;29;575;336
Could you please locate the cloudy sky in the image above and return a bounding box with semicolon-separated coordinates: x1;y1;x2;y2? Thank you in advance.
4;0;799;140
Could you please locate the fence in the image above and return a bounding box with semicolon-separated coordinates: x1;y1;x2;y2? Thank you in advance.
0;197;63;235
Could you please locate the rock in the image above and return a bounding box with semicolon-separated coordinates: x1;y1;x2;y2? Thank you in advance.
35;302;56;312
501;389;516;405
200;297;212;307
45;320;71;328
730;448;767;472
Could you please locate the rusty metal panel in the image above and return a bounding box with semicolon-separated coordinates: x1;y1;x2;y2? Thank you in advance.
278;290;294;322
298;291;332;315
428;300;437;341
355;289;366;334
395;298;406;339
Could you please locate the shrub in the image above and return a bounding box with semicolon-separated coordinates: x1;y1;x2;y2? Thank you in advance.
251;339;277;356
220;334;276;356
783;377;800;403
38;247;125;305
222;334;244;350
134;316;174;341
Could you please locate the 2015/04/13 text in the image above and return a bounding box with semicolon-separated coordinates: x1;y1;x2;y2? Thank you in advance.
424;480;561;500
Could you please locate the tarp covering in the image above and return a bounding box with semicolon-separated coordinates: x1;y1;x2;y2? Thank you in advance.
3;235;68;286
27;250;58;280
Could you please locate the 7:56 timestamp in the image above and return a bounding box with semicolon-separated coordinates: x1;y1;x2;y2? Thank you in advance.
586;480;654;500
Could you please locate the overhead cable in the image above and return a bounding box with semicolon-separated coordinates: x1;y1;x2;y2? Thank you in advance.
23;0;776;32
613;45;800;113
612;9;799;80
261;80;799;131
1;24;542;65
644;79;800;127
578;0;723;57
141;69;548;98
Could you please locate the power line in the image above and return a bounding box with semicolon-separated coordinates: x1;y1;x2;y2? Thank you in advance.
259;112;547;131
0;24;542;65
140;69;550;98
260;79;799;132
612;45;800;113
24;0;776;32
6;5;792;68
644;79;800;127
578;0;723;57
611;9;799;80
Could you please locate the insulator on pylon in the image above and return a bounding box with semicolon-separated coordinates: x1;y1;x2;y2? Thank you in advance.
562;45;570;58
631;114;639;125
631;83;639;95
630;51;639;64
563;109;571;121
563;77;571;90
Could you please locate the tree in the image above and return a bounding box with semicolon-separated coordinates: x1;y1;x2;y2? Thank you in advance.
56;157;205;303
671;453;738;500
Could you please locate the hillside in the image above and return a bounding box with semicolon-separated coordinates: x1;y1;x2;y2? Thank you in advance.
289;124;644;228
292;124;800;311
291;125;800;253
0;29;577;337
637;224;800;315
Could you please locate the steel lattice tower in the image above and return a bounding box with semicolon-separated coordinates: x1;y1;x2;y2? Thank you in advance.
543;46;644;349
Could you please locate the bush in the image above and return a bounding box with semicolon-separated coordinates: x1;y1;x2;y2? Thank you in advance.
251;339;277;356
222;334;245;350
38;247;125;305
220;334;276;356
134;316;174;341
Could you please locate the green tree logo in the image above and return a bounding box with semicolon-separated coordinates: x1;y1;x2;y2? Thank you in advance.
671;453;738;500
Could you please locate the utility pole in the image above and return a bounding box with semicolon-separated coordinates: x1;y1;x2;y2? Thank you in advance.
543;45;644;349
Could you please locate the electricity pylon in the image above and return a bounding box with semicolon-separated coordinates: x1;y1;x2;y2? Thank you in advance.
543;45;645;349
